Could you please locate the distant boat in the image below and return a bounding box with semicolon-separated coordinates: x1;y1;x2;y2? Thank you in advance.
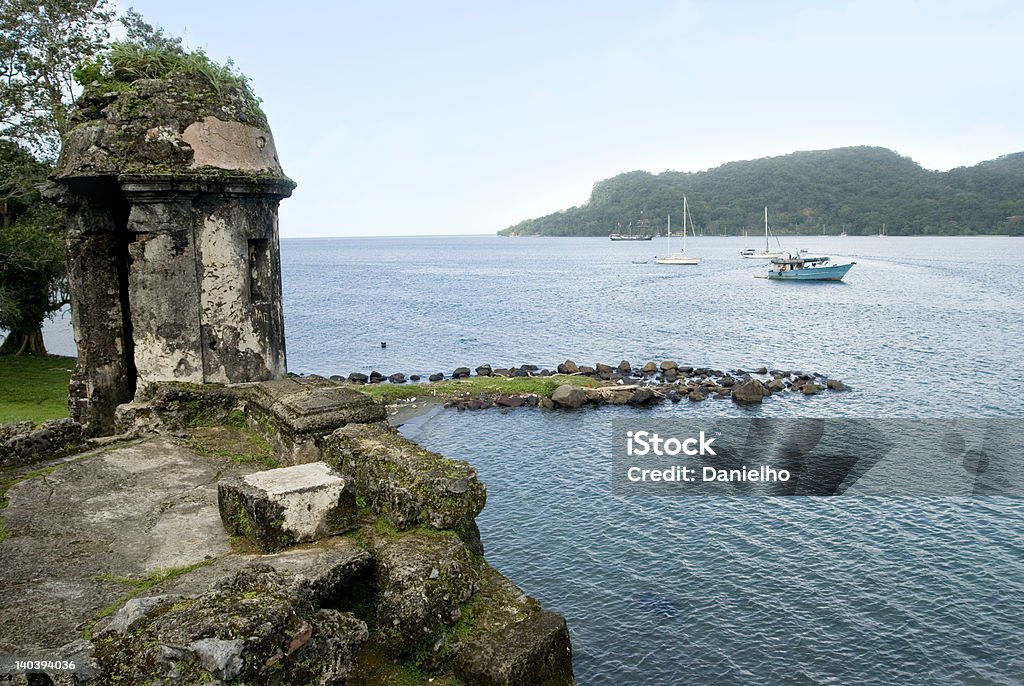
655;196;700;265
610;216;653;241
740;207;784;259
767;254;855;281
878;223;887;237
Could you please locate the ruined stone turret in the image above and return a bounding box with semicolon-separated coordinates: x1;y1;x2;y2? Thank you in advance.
52;70;294;434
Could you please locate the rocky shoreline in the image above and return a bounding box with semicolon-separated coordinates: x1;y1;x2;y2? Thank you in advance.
304;359;851;412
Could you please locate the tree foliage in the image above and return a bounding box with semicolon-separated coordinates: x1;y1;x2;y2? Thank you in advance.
0;142;65;355
0;0;113;160
501;147;1024;237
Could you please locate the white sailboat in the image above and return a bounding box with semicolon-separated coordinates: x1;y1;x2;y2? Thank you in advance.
656;196;700;265
740;207;784;259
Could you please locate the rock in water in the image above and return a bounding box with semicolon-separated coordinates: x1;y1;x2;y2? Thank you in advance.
558;359;579;374
827;379;851;391
731;379;769;404
550;385;587;409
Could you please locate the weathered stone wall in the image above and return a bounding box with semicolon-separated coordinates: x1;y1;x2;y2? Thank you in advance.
51;71;295;435
0;418;86;468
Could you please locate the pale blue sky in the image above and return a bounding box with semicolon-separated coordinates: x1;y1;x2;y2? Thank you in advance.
117;0;1024;236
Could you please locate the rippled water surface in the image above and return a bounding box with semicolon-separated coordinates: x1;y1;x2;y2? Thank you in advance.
279;235;1024;685
281;235;1024;417
40;234;1024;684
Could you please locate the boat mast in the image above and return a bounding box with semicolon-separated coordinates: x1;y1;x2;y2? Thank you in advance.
666;215;671;253
682;196;688;254
764;206;769;251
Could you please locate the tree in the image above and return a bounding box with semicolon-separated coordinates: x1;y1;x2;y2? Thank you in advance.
0;0;114;354
0;140;66;354
0;0;114;160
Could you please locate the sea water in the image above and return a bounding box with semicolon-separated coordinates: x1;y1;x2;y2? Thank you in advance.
40;234;1024;684
278;235;1023;685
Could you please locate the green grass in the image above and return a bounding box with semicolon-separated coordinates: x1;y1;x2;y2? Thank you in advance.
83;559;218;639
356;374;604;402
0;354;75;424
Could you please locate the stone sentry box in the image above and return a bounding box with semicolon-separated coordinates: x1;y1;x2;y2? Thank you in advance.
48;74;295;435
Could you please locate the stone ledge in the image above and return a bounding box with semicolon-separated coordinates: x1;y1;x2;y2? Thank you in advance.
323;422;487;552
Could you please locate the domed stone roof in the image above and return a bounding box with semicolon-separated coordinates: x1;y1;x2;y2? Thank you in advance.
56;71;290;181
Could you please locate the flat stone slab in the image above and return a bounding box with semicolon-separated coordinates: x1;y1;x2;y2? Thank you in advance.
218;462;356;552
248;377;387;435
0;436;261;654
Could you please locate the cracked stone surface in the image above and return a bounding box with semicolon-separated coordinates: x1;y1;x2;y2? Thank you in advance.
0;435;262;654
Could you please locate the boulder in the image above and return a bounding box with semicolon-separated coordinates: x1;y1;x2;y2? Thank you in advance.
475;364;493;377
662;368;678;382
374;532;480;656
218;462;356;553
428;373;445;382
756;366;769;375
641;361;658;374
731;379;769;404
388;373;406;384
557;360;579;374
802;384;822;395
826;379;851;391
595;363;613;375
617;360;632;374
659;360;679;372
577;365;596;376
766;378;786;393
495;395;527;408
688;390;706;402
455;610;575;686
452;367;472;379
409;374;421;381
538;398;555;410
629;388;657;405
369;370;383;383
550;385;587;409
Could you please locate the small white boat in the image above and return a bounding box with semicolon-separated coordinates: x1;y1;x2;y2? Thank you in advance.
741;207;784;259
655;196;700;265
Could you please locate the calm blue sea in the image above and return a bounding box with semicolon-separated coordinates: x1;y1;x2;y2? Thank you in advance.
40;234;1024;684
278;235;1023;685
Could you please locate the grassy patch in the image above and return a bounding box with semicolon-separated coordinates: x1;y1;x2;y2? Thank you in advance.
356;374;604;402
184;425;279;469
0;354;75;424
83;558;218;640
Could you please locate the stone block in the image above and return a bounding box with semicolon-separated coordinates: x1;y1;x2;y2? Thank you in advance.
373;531;481;657
218;462;355;552
246;377;387;464
323;423;486;552
455;610;575;686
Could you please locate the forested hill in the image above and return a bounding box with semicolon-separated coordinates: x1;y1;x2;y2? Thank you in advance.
499;147;1024;236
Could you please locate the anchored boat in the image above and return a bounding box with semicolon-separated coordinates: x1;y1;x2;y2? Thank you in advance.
655;196;700;265
740;206;784;259
767;254;855;281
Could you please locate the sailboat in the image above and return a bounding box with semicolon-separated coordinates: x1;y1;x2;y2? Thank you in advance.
655;196;700;265
740;207;784;259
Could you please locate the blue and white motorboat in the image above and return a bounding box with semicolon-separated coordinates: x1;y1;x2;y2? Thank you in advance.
767;254;855;281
